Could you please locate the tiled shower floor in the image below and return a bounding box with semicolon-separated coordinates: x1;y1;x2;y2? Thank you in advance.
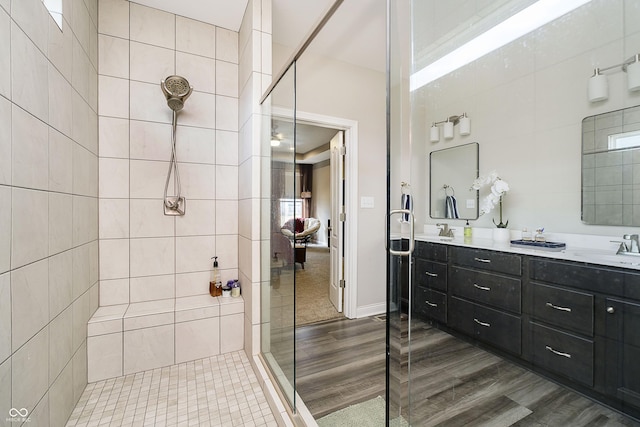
66;351;278;427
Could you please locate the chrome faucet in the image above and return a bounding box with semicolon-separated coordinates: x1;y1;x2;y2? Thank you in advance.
616;234;640;256
436;223;454;238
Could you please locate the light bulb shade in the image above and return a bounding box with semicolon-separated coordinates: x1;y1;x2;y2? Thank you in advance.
430;124;439;142
444;121;454;139
459;116;471;135
588;72;608;102
628;59;640;92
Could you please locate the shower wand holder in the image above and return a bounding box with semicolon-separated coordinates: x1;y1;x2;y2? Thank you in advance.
164;197;186;216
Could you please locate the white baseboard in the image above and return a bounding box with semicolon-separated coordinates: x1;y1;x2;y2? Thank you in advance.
356;302;386;319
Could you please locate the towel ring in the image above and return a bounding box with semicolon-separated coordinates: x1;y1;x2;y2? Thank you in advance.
443;185;455;196
401;182;411;195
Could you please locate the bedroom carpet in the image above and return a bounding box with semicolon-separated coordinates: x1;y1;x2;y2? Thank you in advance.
295;246;344;326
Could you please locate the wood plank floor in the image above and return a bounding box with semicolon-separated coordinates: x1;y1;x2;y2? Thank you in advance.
295;316;640;426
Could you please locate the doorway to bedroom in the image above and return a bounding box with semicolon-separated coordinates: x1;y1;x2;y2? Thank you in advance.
289;123;346;326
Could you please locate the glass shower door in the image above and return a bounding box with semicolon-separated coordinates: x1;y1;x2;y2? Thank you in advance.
386;0;420;424
261;63;297;409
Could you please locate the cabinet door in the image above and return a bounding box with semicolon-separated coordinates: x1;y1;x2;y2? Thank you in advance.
391;239;409;312
605;298;640;411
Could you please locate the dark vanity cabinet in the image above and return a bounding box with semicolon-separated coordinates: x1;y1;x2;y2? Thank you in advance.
604;295;640;415
406;240;640;420
526;259;602;388
413;241;448;323
391;239;410;312
448;247;522;355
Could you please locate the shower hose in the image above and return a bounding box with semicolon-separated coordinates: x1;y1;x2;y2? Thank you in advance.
164;110;182;210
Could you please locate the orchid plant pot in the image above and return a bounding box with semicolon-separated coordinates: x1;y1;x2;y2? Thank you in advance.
492;227;511;243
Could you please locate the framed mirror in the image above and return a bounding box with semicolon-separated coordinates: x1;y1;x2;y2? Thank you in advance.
430;142;479;219
582;105;640;225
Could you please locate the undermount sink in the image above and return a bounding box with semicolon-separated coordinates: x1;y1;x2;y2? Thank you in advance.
573;252;640;266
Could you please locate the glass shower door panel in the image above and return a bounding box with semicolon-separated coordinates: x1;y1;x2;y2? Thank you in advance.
261;64;297;409
387;0;416;425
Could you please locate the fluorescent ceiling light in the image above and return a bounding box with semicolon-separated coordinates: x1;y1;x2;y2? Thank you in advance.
410;0;593;92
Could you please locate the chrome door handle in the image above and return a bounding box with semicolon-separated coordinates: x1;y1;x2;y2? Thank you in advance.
425;271;438;277
473;283;491;291
388;209;414;256
425;301;438;307
474;257;491;263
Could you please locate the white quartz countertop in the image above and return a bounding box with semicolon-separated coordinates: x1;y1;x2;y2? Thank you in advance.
408;232;640;271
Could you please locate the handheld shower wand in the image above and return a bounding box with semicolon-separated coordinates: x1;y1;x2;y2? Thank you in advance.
161;75;193;216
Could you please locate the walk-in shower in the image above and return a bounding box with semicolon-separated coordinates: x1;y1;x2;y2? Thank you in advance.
161;75;192;215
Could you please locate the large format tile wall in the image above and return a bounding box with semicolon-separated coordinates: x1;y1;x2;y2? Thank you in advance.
96;0;241;376
238;0;271;357
0;0;100;425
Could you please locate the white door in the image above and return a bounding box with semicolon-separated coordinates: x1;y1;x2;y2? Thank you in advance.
329;131;345;312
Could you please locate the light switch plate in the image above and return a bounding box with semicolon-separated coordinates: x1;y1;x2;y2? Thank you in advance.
361;196;374;209
466;199;475;209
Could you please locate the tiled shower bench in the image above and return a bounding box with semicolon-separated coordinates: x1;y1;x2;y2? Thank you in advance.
87;295;244;382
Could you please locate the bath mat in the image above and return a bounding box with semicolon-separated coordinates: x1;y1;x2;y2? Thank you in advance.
316;396;409;427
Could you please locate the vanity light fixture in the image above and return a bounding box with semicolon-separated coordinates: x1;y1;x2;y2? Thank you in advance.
588;54;640;103
429;113;471;143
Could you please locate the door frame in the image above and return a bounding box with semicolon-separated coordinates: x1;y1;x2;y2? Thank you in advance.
273;107;358;319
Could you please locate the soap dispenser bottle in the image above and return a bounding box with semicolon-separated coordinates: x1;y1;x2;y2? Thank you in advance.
464;220;472;238
209;256;221;297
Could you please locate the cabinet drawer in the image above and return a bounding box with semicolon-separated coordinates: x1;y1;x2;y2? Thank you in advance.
451;247;521;276
450;297;521;355
531;322;594;387
450;267;521;314
414;241;447;262
530;282;593;336
530;259;624;296
414;287;447;324
415;259;447;292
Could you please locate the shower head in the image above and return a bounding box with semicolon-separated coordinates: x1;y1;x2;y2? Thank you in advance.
161;75;193;111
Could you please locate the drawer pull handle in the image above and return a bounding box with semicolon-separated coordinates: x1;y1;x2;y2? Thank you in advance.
425;271;438;277
545;345;571;359
545;302;572;312
474;257;491;263
425;300;438;307
473;283;491;291
474;318;491;327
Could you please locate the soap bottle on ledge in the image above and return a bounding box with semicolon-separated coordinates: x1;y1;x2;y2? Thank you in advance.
209;256;222;297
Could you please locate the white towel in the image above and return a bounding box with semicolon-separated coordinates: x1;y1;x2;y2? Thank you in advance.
445;195;459;219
